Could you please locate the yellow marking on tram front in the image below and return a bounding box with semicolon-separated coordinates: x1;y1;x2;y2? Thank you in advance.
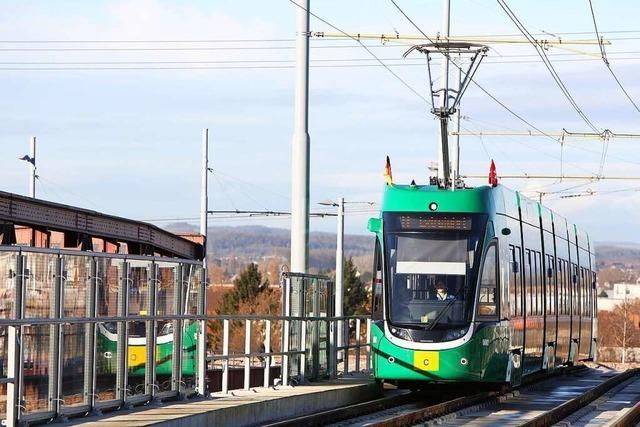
128;346;147;368
413;351;439;371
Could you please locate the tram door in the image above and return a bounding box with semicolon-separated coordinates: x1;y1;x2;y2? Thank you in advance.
508;244;523;386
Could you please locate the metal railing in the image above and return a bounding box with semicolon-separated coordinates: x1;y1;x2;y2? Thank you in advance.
0;247;372;426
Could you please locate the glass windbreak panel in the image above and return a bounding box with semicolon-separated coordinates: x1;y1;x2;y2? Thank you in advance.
61;255;91;408
95;258;124;402
127;261;151;397
24;252;57;318
181;264;203;391
126;321;147;397
383;213;486;337
22;324;51;414
0;252;17;318
61;324;88;407
157;263;178;316
155;321;174;392
0;326;7;421
62;255;90;317
155;263;178;392
128;261;151;316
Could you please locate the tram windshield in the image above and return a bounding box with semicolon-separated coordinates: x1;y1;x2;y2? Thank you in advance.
384;212;487;331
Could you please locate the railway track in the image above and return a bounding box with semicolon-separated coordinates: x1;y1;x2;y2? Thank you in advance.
268;366;640;427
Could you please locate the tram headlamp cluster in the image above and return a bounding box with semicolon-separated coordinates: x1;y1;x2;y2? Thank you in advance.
443;327;468;341
390;327;413;341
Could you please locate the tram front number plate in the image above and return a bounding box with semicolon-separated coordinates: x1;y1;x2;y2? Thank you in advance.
413;351;439;371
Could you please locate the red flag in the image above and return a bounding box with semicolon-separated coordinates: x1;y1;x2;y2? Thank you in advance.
489;159;498;187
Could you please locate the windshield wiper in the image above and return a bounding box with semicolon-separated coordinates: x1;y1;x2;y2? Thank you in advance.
425;285;466;331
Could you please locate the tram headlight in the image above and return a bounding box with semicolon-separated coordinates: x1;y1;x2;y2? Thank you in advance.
443;327;468;341
390;327;413;341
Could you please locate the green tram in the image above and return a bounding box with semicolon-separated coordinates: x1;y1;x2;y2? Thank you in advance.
96;321;198;377
367;171;597;387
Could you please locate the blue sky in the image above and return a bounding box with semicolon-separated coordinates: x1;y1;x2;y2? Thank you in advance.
0;0;639;241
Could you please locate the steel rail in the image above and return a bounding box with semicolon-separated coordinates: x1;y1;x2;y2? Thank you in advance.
609;397;640;427
521;368;640;427
367;392;498;427
263;391;417;427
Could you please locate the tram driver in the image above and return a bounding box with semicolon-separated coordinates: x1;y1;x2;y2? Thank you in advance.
434;280;456;301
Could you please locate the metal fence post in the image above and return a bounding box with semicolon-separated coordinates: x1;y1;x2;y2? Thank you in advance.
221;319;229;394
50;255;63;418
244;320;251;390
146;263;158;399
355;318;361;373
366;318;372;371
7;254;25;426
330;317;338;378
263;320;271;388
343;319;349;375
84;259;98;411
281;276;291;386
116;261;129;404
196;267;207;397
172;266;184;397
300;321;307;382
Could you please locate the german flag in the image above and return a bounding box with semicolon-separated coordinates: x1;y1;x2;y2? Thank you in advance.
384;156;393;185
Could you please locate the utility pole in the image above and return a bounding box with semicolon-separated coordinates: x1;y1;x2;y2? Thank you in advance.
197;128;209;396
437;0;452;187
335;197;344;355
290;0;311;273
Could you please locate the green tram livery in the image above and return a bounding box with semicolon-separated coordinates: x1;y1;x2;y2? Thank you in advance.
368;163;597;387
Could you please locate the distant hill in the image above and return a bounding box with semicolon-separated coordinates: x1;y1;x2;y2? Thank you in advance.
162;224;638;280
594;242;640;270
165;223;374;273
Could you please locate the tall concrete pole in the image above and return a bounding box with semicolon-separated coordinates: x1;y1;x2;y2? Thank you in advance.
335;197;345;351
197;128;209;396
437;0;451;186
29;137;36;198
290;0;311;273
451;56;462;190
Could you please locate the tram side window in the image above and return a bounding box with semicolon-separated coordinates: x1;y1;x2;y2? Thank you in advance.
546;255;554;315
571;264;580;316
509;245;520;317
477;242;498;318
525;249;532;316
371;239;383;320
581;268;586;316
533;251;539;315
536;252;543;315
558;259;564;315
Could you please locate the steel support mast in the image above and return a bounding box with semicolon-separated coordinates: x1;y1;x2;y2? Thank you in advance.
437;0;452;187
291;0;311;273
335;197;344;354
197;128;209;396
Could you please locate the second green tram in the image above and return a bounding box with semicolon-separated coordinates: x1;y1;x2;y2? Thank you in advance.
368;179;597;387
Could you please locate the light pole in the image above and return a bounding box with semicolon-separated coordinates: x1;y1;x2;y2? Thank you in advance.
19;137;37;198
319;198;345;356
319;198;375;364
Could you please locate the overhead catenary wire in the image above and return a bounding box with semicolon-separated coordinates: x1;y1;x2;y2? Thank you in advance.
587;0;640;114
496;0;600;135
286;0;429;104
